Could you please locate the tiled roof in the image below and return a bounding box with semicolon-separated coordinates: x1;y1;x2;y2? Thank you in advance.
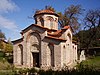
47;30;62;37
62;25;73;32
62;25;70;30
34;9;59;17
21;24;57;34
47;26;70;37
35;9;54;14
45;36;66;42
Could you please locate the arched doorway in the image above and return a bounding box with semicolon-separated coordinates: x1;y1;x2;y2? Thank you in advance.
29;32;41;67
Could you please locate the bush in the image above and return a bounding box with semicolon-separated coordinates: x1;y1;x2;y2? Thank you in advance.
38;64;100;75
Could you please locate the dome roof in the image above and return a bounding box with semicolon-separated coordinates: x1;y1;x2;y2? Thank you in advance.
34;9;59;17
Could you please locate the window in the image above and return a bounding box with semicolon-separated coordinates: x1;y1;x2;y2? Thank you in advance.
17;44;23;65
46;16;54;29
40;17;44;26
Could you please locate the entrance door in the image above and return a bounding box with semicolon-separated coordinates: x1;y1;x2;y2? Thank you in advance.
32;53;39;67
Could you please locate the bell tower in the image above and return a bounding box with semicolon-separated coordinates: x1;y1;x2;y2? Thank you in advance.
34;9;59;30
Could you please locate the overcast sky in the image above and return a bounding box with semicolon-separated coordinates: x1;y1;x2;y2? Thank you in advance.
0;0;100;40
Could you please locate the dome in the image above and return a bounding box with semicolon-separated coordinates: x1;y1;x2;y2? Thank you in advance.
34;9;59;17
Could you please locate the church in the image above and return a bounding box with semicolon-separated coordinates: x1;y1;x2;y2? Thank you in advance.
12;9;77;70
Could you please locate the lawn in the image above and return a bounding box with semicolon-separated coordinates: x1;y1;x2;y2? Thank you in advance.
81;56;100;69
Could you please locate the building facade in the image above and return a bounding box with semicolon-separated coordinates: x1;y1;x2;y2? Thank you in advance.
12;9;77;70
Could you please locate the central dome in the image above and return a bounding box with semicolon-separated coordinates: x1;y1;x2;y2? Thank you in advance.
34;9;59;17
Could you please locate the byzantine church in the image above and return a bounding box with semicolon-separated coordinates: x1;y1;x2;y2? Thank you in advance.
12;9;77;70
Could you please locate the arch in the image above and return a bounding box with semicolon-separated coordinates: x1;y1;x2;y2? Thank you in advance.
39;17;44;26
29;32;41;51
67;33;71;41
36;16;44;26
67;33;72;49
17;44;23;65
46;16;54;29
27;32;41;67
48;43;54;67
46;16;54;21
66;33;72;64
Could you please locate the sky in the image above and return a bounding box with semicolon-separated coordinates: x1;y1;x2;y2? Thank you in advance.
0;0;100;41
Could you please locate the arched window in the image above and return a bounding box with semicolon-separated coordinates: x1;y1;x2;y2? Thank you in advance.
46;16;54;29
17;44;23;65
39;17;44;26
48;43;54;67
67;33;71;44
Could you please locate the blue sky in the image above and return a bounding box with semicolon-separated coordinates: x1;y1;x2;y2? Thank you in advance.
0;0;100;40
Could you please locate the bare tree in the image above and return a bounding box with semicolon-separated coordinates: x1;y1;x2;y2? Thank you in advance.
58;5;84;33
84;9;100;29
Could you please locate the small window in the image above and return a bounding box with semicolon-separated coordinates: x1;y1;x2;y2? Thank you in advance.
63;45;65;48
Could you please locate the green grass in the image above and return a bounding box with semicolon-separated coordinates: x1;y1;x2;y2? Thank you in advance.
81;56;100;69
0;70;15;75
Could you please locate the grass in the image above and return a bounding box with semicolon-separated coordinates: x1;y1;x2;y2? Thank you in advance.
80;56;100;69
0;70;15;75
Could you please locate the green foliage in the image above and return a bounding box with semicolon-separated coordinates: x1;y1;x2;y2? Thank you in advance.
0;59;12;70
76;26;100;49
0;41;4;49
5;43;13;53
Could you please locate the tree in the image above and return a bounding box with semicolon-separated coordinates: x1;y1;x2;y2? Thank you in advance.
0;30;6;50
5;43;13;53
76;27;100;49
83;9;100;49
0;41;4;49
84;9;100;29
58;5;84;33
0;30;6;39
5;39;13;53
